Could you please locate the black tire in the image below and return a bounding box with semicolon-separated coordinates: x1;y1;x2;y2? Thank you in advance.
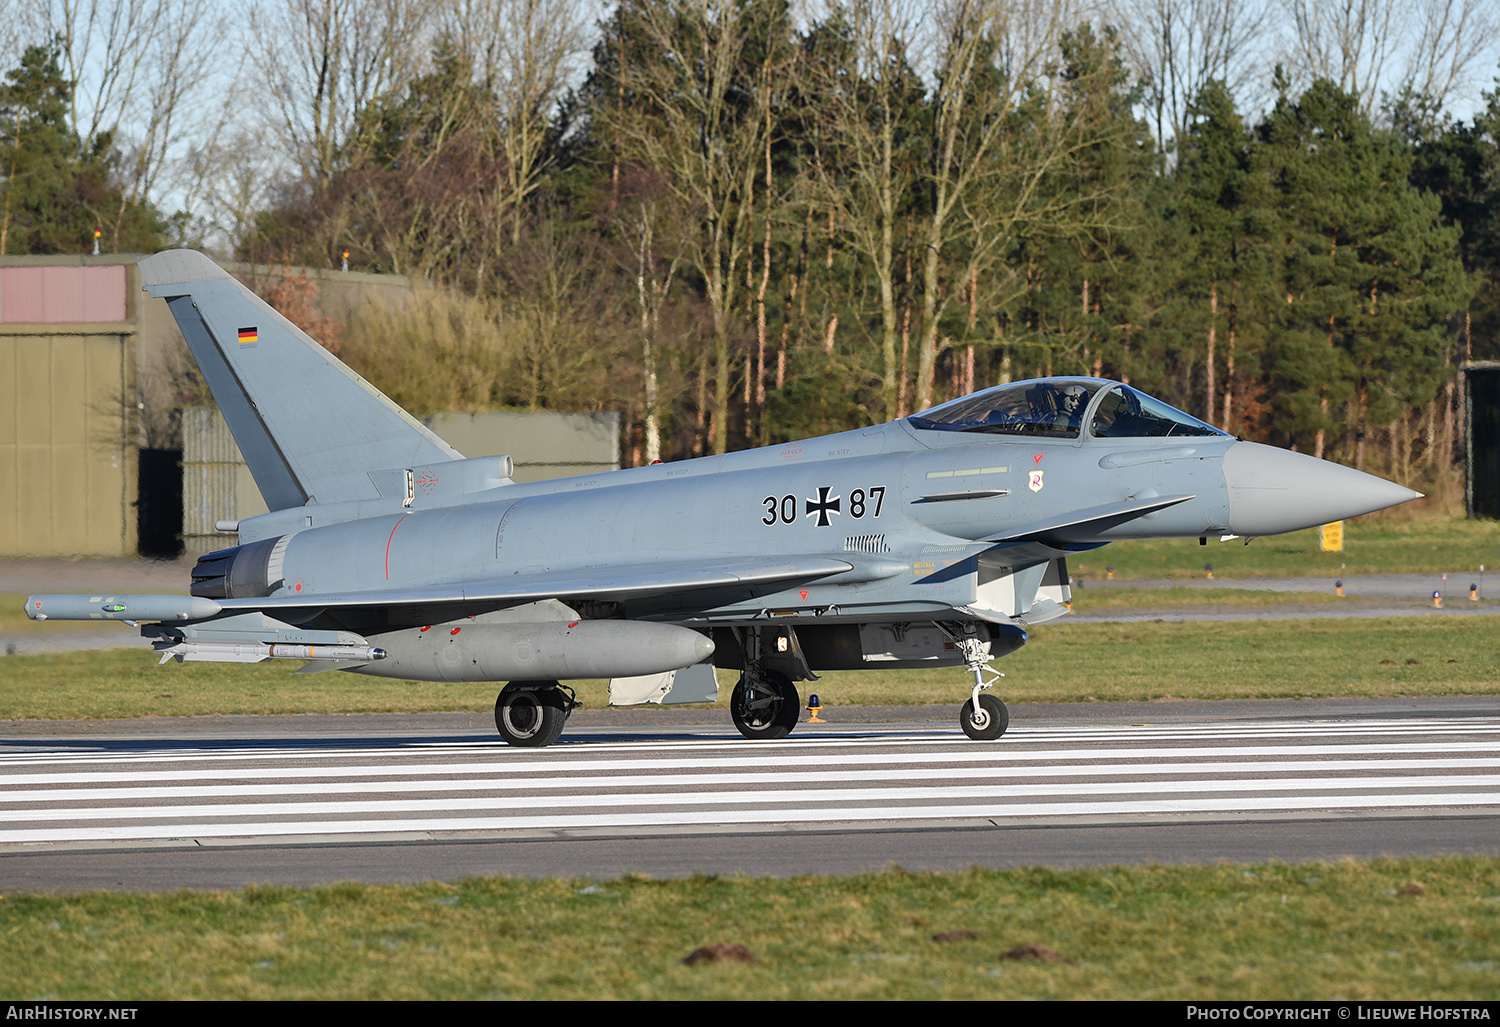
730;670;800;740
494;682;568;748
959;694;1009;741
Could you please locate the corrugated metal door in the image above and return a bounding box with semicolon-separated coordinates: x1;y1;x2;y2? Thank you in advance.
0;331;131;556
0;264;133;556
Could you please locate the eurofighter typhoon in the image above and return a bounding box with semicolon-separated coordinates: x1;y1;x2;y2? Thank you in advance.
24;250;1421;746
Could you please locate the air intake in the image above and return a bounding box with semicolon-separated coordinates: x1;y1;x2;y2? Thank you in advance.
190;535;290;598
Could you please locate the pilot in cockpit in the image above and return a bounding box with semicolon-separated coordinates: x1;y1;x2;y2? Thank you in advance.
1058;384;1087;430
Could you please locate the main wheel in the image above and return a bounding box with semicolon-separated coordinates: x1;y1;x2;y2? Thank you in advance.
959;694;1009;741
494;682;569;747
730;670;800;740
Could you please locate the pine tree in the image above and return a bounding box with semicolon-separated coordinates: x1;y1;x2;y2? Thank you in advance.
1171;79;1263;431
1253;79;1471;466
1394;83;1500;361
0;39;162;255
1000;26;1160;399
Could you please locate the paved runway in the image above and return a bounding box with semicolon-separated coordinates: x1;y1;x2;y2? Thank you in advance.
3;699;1497;890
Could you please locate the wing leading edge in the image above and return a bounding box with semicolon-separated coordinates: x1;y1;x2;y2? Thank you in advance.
985;494;1196;545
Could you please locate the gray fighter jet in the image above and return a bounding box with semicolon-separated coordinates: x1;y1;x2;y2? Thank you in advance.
25;250;1420;746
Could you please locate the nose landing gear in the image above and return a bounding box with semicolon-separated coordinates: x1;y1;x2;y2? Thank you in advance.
945;622;1010;741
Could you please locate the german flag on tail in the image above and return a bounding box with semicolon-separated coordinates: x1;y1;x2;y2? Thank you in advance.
238;327;257;344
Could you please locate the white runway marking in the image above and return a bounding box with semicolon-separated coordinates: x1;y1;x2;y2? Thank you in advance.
7;757;1499;803
3;718;1497;768
3;717;1498;845
9;740;1500;786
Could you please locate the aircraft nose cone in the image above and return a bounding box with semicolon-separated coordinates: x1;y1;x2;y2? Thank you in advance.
1223;442;1421;536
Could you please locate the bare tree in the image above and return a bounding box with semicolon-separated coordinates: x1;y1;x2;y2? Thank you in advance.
109;0;229;247
251;0;437;184
34;0;165;154
807;0;925;421
913;0;1127;411
10;0;243;247
1402;0;1500;112
1111;0;1268;149
610;0;792;455
444;0;589;247
1273;0;1500;117
632;201;686;462
0;6;33;75
1276;0;1404;114
197;129;283;253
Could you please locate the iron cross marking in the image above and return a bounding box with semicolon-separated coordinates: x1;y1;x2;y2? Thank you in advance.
805;486;842;527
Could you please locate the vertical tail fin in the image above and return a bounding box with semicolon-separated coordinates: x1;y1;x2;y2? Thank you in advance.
141;250;460;509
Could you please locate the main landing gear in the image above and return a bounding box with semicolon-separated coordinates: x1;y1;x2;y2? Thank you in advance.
494;681;578;747
730;668;800;740
946;622;1010;741
728;627;807;741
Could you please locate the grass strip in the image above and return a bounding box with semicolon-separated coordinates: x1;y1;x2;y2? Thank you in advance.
3;858;1499;999
1;615;1495;719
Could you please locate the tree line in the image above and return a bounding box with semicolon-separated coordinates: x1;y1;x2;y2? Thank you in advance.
3;0;1499;506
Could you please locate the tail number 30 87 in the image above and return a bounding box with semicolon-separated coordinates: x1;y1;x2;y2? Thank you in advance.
761;486;885;526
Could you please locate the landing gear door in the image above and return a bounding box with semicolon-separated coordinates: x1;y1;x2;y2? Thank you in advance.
1017;557;1072;626
609;662;720;706
1037;557;1071;607
971;555;1070;622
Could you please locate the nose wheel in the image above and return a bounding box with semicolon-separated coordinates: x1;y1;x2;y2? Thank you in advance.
960;694;1009;740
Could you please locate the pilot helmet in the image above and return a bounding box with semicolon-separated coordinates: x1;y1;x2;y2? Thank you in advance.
1061;384;1087;406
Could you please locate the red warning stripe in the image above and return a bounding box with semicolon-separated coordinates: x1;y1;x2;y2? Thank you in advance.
385;514;408;579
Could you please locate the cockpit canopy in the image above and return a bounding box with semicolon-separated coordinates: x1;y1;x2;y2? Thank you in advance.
908;378;1228;441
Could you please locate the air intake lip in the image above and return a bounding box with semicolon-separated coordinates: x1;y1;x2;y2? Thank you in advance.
189;535;288;598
